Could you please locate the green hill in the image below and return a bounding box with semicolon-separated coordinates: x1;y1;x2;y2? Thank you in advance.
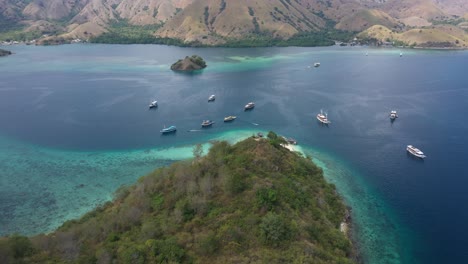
0;132;356;263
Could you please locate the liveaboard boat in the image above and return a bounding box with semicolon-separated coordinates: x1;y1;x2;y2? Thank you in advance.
201;120;215;127
244;102;255;110
224;116;237;122
317;110;331;124
208;95;215;102
407;145;426;158
160;125;177;134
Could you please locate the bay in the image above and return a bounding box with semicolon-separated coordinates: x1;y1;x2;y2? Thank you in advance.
0;44;467;263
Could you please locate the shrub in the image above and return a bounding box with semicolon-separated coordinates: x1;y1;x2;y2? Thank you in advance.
148;237;187;263
9;234;35;259
259;213;292;247
256;187;278;210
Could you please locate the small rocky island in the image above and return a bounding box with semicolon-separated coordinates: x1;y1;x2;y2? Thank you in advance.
0;48;12;57
170;55;207;71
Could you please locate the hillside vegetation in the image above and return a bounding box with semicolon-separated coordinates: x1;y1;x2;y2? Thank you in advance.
0;132;356;264
359;24;468;48
1;0;467;47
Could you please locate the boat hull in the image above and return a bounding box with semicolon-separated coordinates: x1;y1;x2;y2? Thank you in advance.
224;117;236;122
317;115;330;124
201;120;214;127
160;126;177;134
406;146;426;158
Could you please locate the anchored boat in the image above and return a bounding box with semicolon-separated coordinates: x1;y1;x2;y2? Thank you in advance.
201;120;215;127
244;102;255;110
160;125;177;134
407;145;426;158
224;116;236;122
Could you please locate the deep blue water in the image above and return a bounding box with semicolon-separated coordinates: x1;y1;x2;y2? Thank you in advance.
1;44;467;263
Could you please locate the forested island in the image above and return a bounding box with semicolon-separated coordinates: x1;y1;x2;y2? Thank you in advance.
0;49;11;56
0;132;356;263
171;55;207;72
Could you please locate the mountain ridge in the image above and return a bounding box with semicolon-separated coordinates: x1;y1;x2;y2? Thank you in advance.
0;0;467;48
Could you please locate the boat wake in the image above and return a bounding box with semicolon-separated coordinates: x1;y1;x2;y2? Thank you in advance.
251;122;259;126
188;129;202;132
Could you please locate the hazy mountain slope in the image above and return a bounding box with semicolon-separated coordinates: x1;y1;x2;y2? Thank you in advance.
1;0;467;47
117;0;193;25
157;0;326;44
22;0;88;21
360;24;468;47
335;9;400;31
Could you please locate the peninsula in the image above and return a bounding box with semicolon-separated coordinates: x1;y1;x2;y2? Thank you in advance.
0;132;356;263
171;55;207;72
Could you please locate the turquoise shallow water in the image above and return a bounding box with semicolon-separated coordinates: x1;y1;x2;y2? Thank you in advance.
0;130;254;236
1;44;468;263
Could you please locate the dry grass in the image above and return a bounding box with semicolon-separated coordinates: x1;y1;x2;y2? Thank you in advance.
360;24;468;47
336;9;399;32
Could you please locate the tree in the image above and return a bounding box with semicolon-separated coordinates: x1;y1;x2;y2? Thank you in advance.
193;143;204;160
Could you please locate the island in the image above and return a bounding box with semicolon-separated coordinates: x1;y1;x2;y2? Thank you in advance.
171;55;207;72
0;49;12;57
0;132;357;263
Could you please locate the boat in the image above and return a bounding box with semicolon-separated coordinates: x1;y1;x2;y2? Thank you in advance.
253;132;264;138
314;62;320;67
149;100;158;108
317;110;331;124
224;116;237;122
407;145;426;158
208;94;215;102
390;110;398;120
201;120;215;127
282;136;297;145
400;52;403;57
244;102;255;110
160;125;176;134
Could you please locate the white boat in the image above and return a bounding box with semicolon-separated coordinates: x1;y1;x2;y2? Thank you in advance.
149;100;158;108
244;102;255;110
390;110;398;120
314;62;320;67
208;94;215;102
201;120;215;127
160;125;176;134
224;116;236;122
282;136;297;145
400;52;403;57
317;110;330;124
407;145;426;158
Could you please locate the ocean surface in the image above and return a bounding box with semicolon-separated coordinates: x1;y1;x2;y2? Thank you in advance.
0;44;467;263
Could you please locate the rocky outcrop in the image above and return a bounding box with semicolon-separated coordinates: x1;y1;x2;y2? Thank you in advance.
170;55;207;71
0;49;12;56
